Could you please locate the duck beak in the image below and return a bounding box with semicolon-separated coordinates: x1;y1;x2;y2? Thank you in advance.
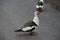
36;11;41;15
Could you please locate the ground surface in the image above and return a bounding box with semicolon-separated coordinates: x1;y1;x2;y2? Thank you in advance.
0;0;60;40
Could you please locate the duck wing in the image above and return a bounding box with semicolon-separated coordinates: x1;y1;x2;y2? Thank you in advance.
21;20;37;29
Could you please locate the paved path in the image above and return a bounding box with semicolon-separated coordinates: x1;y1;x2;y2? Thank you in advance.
0;0;60;40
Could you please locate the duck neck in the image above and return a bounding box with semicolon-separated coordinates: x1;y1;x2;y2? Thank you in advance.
33;16;39;26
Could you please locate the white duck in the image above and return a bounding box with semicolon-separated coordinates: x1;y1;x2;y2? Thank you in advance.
14;11;40;32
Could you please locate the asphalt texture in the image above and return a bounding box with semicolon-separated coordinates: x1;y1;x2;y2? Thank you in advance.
0;0;60;40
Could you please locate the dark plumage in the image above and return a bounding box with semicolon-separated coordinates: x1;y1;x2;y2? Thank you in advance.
14;20;37;32
36;0;44;12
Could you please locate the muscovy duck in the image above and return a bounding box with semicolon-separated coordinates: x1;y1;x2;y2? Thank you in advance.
36;0;44;12
14;11;40;32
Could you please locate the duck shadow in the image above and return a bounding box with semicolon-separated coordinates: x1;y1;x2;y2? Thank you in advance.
15;32;40;40
16;32;38;37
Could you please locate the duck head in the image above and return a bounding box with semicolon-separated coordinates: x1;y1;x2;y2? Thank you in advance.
34;11;41;16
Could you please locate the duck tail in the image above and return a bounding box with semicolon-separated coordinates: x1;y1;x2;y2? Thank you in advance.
14;28;22;32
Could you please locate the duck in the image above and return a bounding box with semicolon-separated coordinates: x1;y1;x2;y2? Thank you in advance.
14;11;40;33
36;0;44;12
